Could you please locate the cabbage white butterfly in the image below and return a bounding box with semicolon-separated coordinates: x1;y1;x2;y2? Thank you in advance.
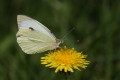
16;15;61;54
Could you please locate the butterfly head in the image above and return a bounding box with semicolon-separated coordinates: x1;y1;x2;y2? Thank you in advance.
56;39;63;44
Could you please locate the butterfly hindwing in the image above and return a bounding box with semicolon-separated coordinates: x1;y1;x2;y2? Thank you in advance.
16;28;55;42
17;36;55;54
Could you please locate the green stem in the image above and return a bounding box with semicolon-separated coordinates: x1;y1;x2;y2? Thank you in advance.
64;72;69;80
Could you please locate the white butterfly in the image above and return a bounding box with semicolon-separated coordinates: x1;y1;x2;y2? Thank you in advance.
16;15;61;54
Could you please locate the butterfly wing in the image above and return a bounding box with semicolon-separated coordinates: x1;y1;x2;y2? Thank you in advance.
16;15;60;54
17;36;57;54
17;15;56;39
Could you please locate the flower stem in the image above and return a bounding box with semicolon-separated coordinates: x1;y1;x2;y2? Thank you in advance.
64;72;69;80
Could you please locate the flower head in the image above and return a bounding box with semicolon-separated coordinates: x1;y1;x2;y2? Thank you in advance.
41;47;90;72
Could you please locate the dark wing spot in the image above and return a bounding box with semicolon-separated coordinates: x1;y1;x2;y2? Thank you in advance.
29;27;34;31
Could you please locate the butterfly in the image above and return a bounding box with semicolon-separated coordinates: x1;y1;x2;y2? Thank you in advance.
16;15;61;54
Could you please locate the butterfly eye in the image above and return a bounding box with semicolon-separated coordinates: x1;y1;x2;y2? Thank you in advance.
29;27;34;31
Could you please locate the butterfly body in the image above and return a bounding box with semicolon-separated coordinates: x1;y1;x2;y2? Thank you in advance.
16;15;61;54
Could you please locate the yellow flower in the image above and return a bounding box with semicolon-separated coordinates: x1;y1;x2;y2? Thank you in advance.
41;47;90;73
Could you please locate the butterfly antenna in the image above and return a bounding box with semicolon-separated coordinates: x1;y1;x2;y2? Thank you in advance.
61;27;75;40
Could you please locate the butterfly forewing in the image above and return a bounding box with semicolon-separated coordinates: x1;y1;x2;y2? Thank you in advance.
17;15;56;39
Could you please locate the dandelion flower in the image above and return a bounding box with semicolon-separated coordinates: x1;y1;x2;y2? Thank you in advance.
41;46;90;72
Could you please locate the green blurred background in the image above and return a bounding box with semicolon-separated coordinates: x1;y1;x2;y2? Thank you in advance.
0;0;120;80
